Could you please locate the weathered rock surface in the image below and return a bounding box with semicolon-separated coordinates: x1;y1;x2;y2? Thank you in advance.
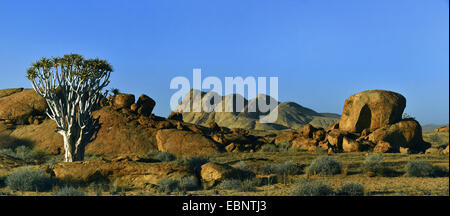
156;129;221;156
112;94;135;109
368;119;430;153
51;159;193;189
339;90;406;133
0;89;47;124
434;125;449;133
200;162;236;188
136;94;156;116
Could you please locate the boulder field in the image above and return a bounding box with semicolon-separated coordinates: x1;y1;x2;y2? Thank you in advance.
0;88;440;157
273;90;431;153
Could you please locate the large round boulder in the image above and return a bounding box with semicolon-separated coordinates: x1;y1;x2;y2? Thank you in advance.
368;119;430;153
200;162;236;188
339;90;406;133
156;129;221;156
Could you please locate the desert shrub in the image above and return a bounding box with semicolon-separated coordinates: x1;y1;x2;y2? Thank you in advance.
273;161;302;176
153;152;176;162
258;161;301;175
0;148;16;157
27;150;48;164
406;161;434;177
0;145;48;164
290;179;334;196
53;186;85;196
277;141;291;152
339;182;365;196
158;178;180;193
6;167;53;192
405;161;447;177
363;154;386;175
179;175;200;191
217;179;256;192
235;161;254;173
232;161;256;180
257;161;301;184
428;134;441;143
178;156;209;174
431;165;449;177
260;144;278;152
218;179;242;190
0;135;34;150
239;179;257;192
308;156;342;176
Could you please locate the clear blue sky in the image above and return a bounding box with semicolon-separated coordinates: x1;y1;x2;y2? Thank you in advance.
0;0;448;125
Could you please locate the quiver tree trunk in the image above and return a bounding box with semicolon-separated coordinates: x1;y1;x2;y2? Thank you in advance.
26;54;112;162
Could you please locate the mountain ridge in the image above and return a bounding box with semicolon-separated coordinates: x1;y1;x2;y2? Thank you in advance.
174;89;340;130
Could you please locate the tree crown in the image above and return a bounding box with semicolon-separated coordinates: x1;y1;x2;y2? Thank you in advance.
26;54;113;81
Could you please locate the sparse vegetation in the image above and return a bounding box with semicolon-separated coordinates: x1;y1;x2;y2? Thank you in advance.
6;167;52;192
179;175;200;191
177;156;209;174
406;161;448;177
290;179;334;196
406;161;434;177
158;178;180;194
153;151;177;162
260;144;278;152
339;182;365;196
53;186;85;196
233;161;256;180
308;156;342;176
277;141;291;152
0;145;49;164
217;179;256;192
364;154;386;176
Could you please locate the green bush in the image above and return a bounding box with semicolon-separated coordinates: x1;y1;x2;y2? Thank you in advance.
260;144;278;152
308;156;342;176
406;161;434;177
53;186;85;196
6;167;53;192
290;179;334;196
339;182;365;196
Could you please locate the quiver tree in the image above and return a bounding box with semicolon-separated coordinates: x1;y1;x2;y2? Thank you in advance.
26;54;113;162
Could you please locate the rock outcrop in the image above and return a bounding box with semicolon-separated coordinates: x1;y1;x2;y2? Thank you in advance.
50;159;193;189
339;90;406;133
0;89;47;124
112;93;135;109
156;129;221;156
271;90;430;153
434;125;449;133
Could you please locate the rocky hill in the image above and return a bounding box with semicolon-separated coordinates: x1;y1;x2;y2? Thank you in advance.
174;89;340;130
